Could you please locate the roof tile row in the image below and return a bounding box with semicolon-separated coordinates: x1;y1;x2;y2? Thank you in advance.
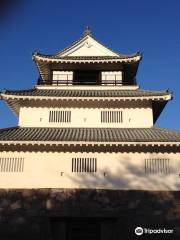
0;127;179;143
2;89;170;98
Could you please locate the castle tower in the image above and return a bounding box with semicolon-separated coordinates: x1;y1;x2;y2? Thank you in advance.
0;28;180;239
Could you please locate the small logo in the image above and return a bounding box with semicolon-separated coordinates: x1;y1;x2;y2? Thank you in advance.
85;41;92;48
135;227;143;236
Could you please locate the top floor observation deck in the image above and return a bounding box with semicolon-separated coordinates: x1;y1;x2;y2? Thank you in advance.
33;27;142;87
37;69;137;86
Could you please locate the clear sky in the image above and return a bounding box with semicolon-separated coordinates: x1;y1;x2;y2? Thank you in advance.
0;0;180;130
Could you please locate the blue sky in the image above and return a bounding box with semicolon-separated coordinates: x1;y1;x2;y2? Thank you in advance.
0;0;180;130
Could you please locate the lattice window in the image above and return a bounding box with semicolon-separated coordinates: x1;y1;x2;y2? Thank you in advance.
145;159;171;174
72;158;97;172
49;111;71;123
101;71;122;82
101;111;123;123
53;71;73;81
0;158;24;172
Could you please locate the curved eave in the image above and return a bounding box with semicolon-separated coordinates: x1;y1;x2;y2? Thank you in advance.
1;92;172;117
0;94;20;116
153;100;168;124
33;53;142;80
1;90;172;101
1;92;172;101
33;54;142;81
32;54;142;64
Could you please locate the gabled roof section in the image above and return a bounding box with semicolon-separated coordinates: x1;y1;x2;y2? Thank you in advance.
33;27;141;59
57;26;120;57
57;35;118;57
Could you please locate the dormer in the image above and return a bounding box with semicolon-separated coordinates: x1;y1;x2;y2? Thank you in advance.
33;27;142;86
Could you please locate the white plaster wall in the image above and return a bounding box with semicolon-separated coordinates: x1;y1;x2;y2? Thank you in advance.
0;151;180;190
61;36;118;57
19;107;153;128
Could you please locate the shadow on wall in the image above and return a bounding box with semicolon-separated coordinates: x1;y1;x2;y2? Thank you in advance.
68;154;180;190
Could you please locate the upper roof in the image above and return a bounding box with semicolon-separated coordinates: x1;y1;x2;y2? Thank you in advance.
33;27;141;61
32;27;142;81
1;88;171;99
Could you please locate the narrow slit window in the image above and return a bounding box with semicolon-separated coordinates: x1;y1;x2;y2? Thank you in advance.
49;111;71;123
145;159;170;174
72;158;97;173
101;111;123;123
0;158;24;172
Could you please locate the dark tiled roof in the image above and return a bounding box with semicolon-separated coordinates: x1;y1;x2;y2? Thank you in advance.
34;55;141;60
2;89;170;98
0;127;180;143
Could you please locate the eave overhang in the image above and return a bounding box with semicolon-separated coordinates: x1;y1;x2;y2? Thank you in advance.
0;141;180;153
33;54;142;81
1;92;171;101
33;54;142;63
0;91;172;117
152;100;168;123
0;140;179;147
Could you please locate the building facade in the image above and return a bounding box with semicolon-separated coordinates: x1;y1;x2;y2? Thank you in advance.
0;28;180;239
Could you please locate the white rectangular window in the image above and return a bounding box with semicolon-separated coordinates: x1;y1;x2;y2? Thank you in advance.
0;158;24;172
72;158;97;173
49;111;71;123
101;111;123;123
145;159;170;174
101;71;122;84
52;71;73;81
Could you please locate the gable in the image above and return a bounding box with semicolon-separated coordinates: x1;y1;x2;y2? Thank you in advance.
58;35;119;57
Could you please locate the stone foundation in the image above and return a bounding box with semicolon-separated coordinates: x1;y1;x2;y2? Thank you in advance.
0;189;180;239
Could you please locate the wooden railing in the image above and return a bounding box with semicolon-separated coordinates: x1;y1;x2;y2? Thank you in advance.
37;79;124;86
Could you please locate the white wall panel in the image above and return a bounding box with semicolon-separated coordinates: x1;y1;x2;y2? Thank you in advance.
19;106;153;128
0;151;179;190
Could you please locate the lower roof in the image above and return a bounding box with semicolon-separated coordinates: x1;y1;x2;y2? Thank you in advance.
0;127;179;144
